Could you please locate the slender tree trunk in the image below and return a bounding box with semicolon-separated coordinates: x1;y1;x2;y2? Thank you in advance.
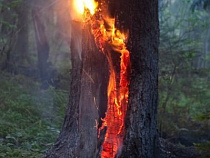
121;0;160;157
13;0;29;66
0;0;17;71
32;8;50;82
203;16;210;68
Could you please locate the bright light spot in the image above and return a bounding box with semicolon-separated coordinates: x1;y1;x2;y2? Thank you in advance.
73;0;98;15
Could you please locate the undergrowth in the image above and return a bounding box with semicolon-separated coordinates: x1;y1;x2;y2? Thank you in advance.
0;72;68;158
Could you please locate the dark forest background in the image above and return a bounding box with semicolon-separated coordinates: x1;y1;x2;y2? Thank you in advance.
0;0;209;157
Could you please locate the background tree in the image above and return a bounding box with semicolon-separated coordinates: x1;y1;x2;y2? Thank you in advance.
158;0;210;151
13;0;29;66
32;7;50;83
0;0;20;71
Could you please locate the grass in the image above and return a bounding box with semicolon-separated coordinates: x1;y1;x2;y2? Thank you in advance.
0;70;209;157
0;72;68;158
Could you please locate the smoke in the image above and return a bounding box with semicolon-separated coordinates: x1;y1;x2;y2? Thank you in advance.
69;0;83;60
73;33;82;60
52;0;83;60
70;21;82;60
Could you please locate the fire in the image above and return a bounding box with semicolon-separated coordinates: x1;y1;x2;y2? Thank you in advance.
92;17;130;158
71;1;130;157
72;0;98;15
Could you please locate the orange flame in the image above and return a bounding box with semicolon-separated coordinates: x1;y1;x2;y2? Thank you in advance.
71;0;98;20
72;2;130;157
92;16;130;158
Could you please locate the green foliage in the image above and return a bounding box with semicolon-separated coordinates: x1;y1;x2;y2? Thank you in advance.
194;141;210;157
195;114;210;121
159;0;210;139
0;0;21;63
0;0;21;29
0;72;68;157
191;0;210;11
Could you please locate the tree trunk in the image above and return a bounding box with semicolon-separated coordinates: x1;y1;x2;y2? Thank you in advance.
44;0;160;157
203;16;210;68
43;20;109;157
13;0;29;66
32;8;50;82
121;0;160;157
0;0;18;71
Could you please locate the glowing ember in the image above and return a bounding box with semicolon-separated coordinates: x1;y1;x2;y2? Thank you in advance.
91;16;130;157
72;1;130;157
95;20;130;158
99;50;130;158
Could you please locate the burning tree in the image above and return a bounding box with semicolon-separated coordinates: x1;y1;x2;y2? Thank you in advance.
44;0;159;157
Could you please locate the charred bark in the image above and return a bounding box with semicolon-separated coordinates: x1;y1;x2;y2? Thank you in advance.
43;20;109;157
77;23;109;157
120;0;160;157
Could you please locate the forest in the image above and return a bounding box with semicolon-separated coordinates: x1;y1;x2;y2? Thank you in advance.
0;0;209;157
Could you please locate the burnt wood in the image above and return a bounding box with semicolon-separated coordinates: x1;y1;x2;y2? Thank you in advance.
43;19;109;157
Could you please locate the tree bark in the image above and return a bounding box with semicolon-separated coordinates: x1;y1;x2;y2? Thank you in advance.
43;19;109;157
121;0;160;157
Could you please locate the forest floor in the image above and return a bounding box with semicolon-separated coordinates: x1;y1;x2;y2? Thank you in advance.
0;71;209;158
160;138;210;158
0;72;68;158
